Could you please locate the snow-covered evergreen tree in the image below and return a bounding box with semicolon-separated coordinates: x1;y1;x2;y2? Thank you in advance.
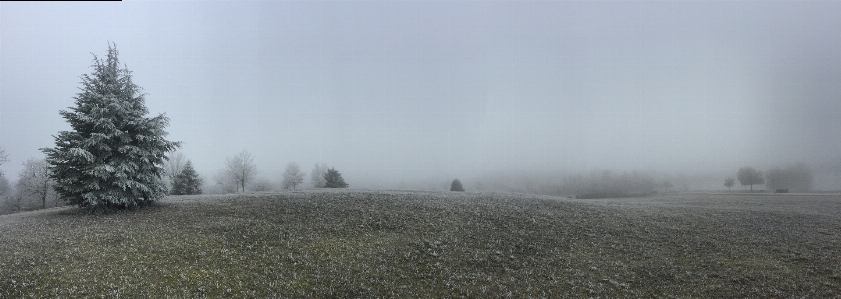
171;160;202;195
324;168;348;188
41;43;181;210
450;178;464;192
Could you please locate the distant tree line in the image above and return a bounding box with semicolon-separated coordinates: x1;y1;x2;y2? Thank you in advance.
727;164;813;192
0;146;357;215
459;170;682;198
561;170;662;199
766;163;813;192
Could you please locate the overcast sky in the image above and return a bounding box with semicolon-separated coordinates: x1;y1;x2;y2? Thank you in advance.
2;2;840;189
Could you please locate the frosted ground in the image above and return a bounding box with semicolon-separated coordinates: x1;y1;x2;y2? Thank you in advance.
1;190;839;297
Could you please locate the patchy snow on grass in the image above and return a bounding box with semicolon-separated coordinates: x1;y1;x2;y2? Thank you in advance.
1;190;840;297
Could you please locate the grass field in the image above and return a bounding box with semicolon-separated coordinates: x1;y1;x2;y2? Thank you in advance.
1;190;840;298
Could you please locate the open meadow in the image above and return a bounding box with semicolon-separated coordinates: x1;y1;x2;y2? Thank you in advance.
1;190;840;298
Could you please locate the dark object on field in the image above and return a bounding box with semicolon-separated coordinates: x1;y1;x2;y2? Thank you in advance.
324;168;349;188
776;189;789;194
450;179;464;191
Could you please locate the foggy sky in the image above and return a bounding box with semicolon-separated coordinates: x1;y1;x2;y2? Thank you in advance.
2;2;840;190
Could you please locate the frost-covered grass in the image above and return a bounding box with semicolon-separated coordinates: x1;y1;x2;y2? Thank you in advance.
1;190;840;297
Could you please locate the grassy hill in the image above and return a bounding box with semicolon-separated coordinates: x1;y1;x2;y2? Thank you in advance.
1;190;840;297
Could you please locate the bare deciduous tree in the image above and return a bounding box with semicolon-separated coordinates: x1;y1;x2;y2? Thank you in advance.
282;162;305;190
0;173;16;214
0;147;11;213
737;166;764;191
164;151;186;190
311;163;327;188
212;170;237;194
724;177;735;191
0;147;8;170
16;158;58;209
225;150;257;193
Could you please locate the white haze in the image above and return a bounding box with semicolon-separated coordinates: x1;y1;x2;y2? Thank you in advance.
1;2;840;191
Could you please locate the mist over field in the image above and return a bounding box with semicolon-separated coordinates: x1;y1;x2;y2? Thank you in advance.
2;2;841;192
3;3;841;296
